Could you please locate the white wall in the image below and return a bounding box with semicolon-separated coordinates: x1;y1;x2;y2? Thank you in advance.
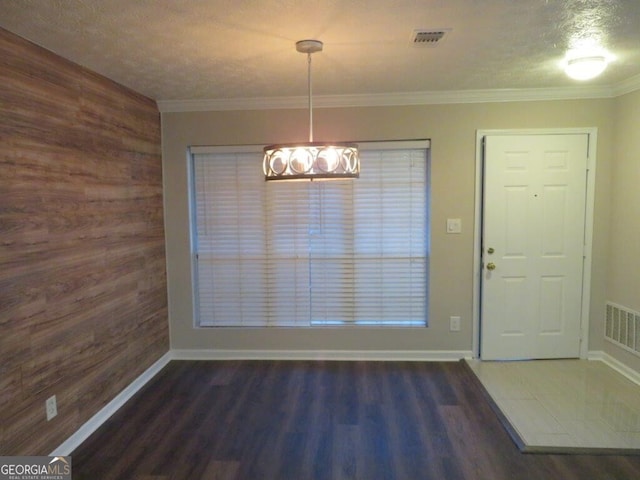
161;98;614;357
603;89;640;373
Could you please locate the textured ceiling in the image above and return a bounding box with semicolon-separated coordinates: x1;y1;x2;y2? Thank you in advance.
1;0;639;102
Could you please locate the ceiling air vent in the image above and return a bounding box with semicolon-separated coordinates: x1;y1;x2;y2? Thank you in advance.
412;29;450;47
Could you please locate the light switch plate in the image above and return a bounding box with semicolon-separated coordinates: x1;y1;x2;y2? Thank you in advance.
447;218;462;234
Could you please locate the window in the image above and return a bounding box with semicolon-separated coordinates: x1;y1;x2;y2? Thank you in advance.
191;141;429;327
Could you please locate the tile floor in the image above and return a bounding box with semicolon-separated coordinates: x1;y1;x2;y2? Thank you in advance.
466;359;640;453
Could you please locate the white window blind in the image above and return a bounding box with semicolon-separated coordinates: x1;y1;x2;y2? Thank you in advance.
191;144;429;327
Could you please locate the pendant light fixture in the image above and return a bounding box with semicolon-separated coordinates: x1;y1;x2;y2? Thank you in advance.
263;40;360;181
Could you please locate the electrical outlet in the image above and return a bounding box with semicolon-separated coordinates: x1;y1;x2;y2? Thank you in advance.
450;316;461;332
46;395;57;421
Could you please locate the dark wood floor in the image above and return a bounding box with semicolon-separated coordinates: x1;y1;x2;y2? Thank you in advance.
71;360;640;479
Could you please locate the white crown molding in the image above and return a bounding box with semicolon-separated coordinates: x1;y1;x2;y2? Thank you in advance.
158;96;305;112
157;85;619;113
611;73;640;97
171;349;472;362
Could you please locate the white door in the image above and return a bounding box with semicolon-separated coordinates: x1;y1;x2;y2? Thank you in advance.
481;134;589;360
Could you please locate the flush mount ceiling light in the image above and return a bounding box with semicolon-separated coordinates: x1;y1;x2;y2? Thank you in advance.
263;40;360;181
563;49;611;81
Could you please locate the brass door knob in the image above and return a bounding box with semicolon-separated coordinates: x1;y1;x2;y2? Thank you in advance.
486;262;496;271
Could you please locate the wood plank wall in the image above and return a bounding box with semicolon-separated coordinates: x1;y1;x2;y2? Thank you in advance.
0;27;169;455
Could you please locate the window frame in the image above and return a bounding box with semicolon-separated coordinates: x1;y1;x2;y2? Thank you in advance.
189;140;431;328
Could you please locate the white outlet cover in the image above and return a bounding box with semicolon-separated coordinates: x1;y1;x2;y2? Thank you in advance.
46;395;57;421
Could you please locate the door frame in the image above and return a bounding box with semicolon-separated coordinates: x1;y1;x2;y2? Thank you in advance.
472;128;598;359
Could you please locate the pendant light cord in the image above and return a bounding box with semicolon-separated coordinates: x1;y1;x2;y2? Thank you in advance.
308;52;313;143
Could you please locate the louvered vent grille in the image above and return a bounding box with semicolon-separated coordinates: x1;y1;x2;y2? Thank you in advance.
412;29;449;46
605;302;640;357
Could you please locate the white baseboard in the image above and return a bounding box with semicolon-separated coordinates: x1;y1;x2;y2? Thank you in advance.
171;349;472;362
50;348;469;455
50;351;172;456
588;350;640;387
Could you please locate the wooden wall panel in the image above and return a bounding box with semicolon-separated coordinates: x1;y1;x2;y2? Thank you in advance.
0;27;169;455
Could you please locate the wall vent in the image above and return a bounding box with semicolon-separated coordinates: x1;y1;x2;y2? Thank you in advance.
605;302;640;357
411;29;450;47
